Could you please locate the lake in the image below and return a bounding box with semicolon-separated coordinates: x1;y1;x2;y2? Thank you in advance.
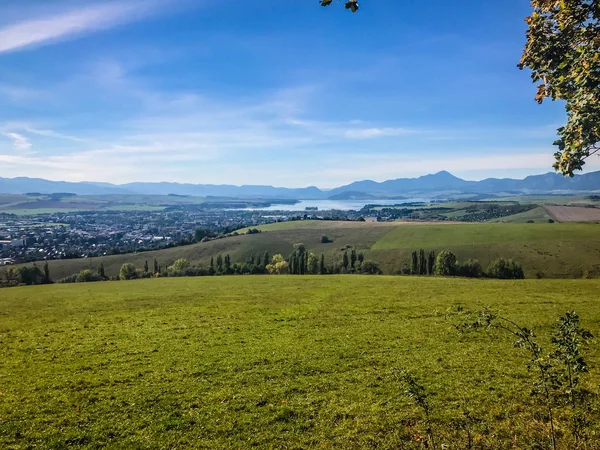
239;198;429;212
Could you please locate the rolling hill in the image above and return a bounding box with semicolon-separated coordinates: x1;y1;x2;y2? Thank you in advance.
17;220;600;280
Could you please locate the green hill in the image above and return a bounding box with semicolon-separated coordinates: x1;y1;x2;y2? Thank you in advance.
2;276;600;448
12;220;600;280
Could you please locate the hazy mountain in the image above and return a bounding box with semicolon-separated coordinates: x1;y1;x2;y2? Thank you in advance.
120;182;324;199
328;171;472;196
1;170;600;198
0;177;130;195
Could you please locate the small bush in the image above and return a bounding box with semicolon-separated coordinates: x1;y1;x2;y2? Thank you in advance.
486;258;525;279
119;263;137;280
457;259;483;278
548;219;555;223
57;273;79;284
76;269;102;283
360;260;382;275
320;234;332;244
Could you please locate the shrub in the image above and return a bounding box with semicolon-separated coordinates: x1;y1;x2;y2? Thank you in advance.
434;251;458;277
119;263;137;280
360;260;382;275
76;269;102;283
320;234;332;244
57;273;79;284
457;259;483;278
170;258;190;272
486;258;525;279
18;266;43;285
548;219;555;223
266;254;289;274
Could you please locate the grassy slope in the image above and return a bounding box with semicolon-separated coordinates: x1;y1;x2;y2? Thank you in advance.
1;277;600;449
371;222;600;277
36;221;397;280
12;221;600;279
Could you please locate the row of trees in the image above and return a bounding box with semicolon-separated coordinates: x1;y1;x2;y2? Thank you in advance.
1;262;52;287
407;249;525;279
2;248;525;287
45;246;382;284
287;244;379;275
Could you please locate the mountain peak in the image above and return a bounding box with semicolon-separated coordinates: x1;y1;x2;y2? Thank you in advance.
431;170;458;178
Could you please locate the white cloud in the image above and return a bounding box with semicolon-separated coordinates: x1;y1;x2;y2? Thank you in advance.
0;0;173;54
2;132;31;151
343;127;416;139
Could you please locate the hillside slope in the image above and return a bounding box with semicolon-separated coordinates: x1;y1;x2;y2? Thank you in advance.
13;220;600;280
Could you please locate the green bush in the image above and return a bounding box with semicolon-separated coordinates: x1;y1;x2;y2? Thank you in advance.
56;273;78;284
320;234;332;244
434;251;458;277
119;263;137;280
360;260;382;275
486;258;525;279
76;269;102;283
457;259;483;278
169;258;191;273
18;266;43;285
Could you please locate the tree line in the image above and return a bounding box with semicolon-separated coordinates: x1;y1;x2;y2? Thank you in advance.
1;245;527;287
404;249;525;279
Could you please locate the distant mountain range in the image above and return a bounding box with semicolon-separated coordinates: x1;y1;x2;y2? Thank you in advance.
2;170;600;199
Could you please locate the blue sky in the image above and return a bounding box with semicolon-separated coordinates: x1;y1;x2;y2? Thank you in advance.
0;0;593;188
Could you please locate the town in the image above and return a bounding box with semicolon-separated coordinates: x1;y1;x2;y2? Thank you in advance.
0;206;363;265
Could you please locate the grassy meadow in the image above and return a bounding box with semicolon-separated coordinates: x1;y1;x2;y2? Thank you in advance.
1;276;600;449
28;220;600;280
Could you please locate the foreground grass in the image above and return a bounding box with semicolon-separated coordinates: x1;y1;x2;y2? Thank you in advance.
1;277;600;449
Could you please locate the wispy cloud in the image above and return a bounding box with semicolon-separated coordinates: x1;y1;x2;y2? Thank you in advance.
0;0;173;54
2;132;32;151
344;127;416;139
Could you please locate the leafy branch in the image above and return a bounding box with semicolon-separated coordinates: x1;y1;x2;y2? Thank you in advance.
320;0;359;13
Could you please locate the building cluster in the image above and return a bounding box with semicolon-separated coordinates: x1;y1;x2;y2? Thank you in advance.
0;207;355;265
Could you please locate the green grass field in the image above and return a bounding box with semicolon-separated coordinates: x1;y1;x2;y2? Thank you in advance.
2;277;599;449
370;222;600;278
14;221;600;280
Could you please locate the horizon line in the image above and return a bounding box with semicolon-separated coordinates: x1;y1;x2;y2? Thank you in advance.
0;169;579;191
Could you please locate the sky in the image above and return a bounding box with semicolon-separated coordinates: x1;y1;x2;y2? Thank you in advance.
0;0;596;188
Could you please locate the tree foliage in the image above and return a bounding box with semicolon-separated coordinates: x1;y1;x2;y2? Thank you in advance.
320;0;359;13
434;251;458;277
267;254;289;274
486;258;525;279
520;0;600;176
120;263;137;280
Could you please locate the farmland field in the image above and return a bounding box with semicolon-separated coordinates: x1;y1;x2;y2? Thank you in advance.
489;205;552;223
1;276;600;449
545;205;600;222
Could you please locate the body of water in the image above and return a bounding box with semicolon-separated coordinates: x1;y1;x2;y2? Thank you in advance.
238;198;429;212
